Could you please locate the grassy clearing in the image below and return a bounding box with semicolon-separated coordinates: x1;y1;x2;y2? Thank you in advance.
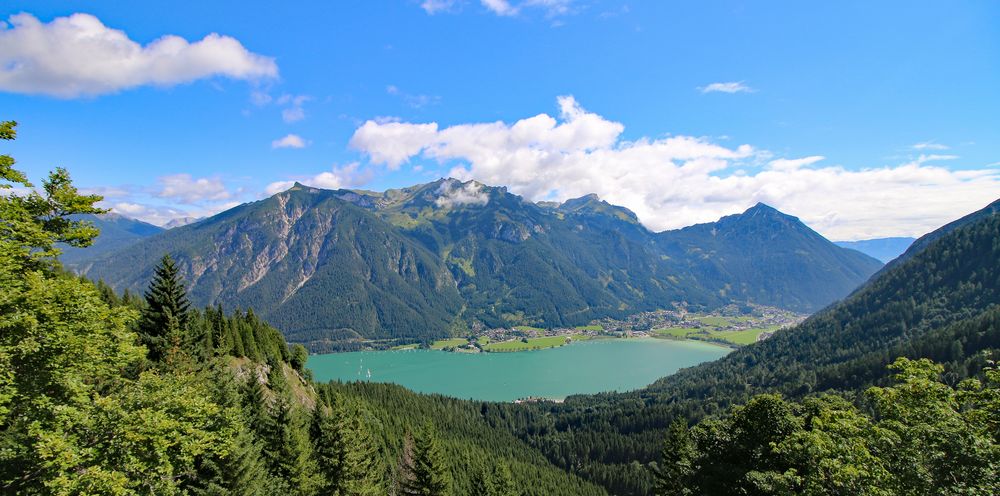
694;316;731;327
513;325;544;332
430;338;468;349
485;335;576;352
574;325;603;331
390;343;420;350
652;325;780;346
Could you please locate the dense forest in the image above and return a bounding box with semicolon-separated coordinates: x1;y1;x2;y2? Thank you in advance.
0;121;604;495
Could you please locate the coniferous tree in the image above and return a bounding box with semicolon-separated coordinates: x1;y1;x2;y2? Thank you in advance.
653;419;695;496
313;398;384;496
400;421;452;496
490;462;516;496
136;254;191;362
470;464;495;495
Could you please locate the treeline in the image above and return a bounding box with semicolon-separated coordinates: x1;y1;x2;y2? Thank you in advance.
0;119;604;494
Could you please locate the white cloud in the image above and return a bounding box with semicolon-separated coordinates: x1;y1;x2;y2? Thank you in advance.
348;96;1000;240
699;81;755;94
421;0;459;14
435;179;490;207
482;0;519;16
350;121;440;169
277;94;311;122
912;141;949;151
157;174;232;203
264;162;372;196
0;13;277;98
271;134;308;149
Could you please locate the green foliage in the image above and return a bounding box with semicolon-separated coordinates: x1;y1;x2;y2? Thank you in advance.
0;121;105;266
399;421;452;496
652;419;695;496
137;254;192;363
312;397;384;495
657;358;1000;495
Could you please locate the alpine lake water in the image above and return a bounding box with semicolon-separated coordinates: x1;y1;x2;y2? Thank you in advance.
308;337;730;402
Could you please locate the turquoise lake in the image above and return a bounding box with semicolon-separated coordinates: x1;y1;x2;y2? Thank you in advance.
308;338;730;402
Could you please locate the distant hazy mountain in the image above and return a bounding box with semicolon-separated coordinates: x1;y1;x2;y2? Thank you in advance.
78;179;883;347
60;213;163;269
164;216;202;229
834;237;915;263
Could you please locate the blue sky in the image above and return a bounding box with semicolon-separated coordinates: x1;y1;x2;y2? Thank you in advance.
1;0;998;238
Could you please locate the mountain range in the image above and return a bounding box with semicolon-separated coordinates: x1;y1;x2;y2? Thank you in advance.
74;178;883;349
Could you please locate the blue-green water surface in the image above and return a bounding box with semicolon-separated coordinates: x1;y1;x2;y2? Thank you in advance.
308;338;729;402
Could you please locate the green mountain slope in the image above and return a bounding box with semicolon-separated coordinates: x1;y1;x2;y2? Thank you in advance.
81;179;882;346
83;183;464;350
656;203;884;312
373;179;718;328
513;198;1000;495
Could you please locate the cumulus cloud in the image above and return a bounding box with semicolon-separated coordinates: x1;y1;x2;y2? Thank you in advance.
699;81;755;94
157;174;232;203
264;162;372;196
347;96;1000;240
435;179;490;207
272;134;308;149
0;13;277;98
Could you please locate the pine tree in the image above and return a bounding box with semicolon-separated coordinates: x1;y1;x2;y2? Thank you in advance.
653;418;696;496
136;254;191;362
399;421;452;496
470;464;495;495
490;462;515;496
313;398;384;496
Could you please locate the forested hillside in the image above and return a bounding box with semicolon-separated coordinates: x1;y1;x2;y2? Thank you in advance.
507;198;1000;495
0;122;605;495
657;203;884;312
79;178;881;348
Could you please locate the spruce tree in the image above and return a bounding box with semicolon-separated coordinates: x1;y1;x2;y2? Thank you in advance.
490;462;516;496
653;418;696;496
399;421;452;496
313;398;384;495
136;254;191;362
470;464;495;495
